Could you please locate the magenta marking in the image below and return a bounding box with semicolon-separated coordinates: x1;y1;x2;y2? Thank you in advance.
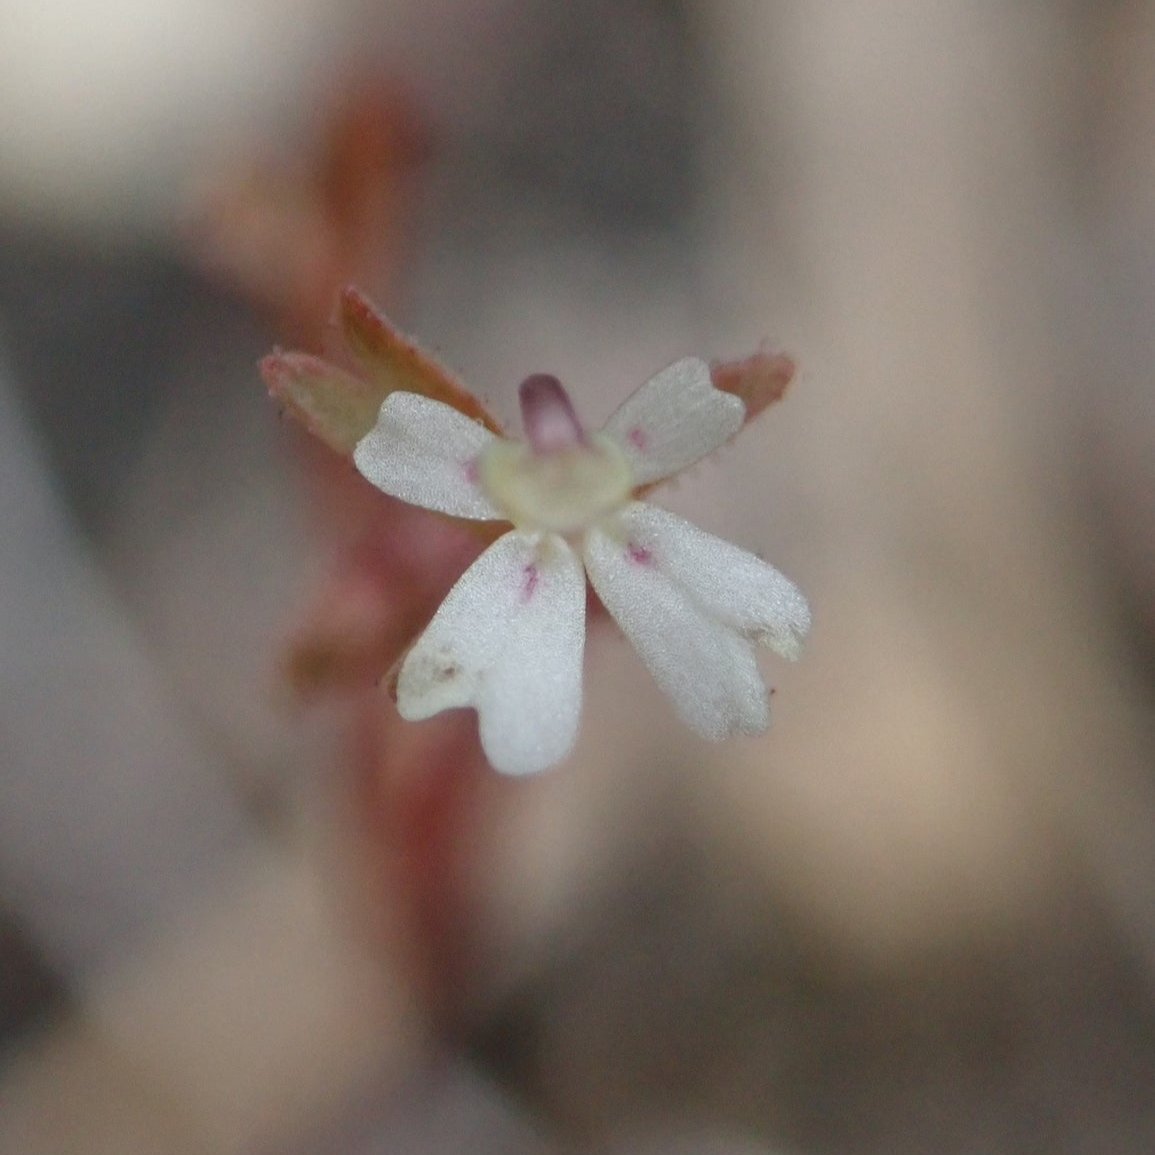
462;459;480;485
520;563;540;602
627;426;648;451
627;543;654;567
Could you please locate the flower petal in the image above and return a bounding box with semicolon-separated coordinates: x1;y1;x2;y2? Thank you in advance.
397;531;586;775
612;502;810;660
584;518;770;741
601;357;746;486
354;392;504;520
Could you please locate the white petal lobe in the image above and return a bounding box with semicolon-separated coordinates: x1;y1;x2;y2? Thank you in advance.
397;531;586;775
583;521;770;741
614;503;810;659
354;392;503;520
602;358;745;486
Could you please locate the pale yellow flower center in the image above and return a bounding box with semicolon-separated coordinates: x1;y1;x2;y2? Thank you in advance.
478;432;633;534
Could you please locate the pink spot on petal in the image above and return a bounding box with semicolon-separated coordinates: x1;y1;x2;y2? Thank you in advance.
627;543;654;567
462;459;480;485
627;426;648;452
520;563;540;602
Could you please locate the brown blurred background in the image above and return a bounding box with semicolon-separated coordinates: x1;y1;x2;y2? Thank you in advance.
1;2;1155;1152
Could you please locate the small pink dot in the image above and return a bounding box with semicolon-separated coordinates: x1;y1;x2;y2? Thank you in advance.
627;426;648;451
627;543;653;567
462;459;480;484
520;563;540;602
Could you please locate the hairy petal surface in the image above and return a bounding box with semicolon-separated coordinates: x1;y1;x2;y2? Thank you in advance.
355;392;503;520
602;357;745;486
584;519;770;741
397;531;586;775
615;503;811;659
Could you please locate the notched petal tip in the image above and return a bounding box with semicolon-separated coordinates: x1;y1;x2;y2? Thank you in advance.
396;644;471;718
586;504;808;738
396;532;586;776
711;349;796;426
583;518;772;742
260;350;388;454
749;587;810;661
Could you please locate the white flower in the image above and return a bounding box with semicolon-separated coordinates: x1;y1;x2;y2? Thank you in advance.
353;359;810;775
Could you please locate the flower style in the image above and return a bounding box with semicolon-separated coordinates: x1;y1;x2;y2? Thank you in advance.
353;358;810;776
